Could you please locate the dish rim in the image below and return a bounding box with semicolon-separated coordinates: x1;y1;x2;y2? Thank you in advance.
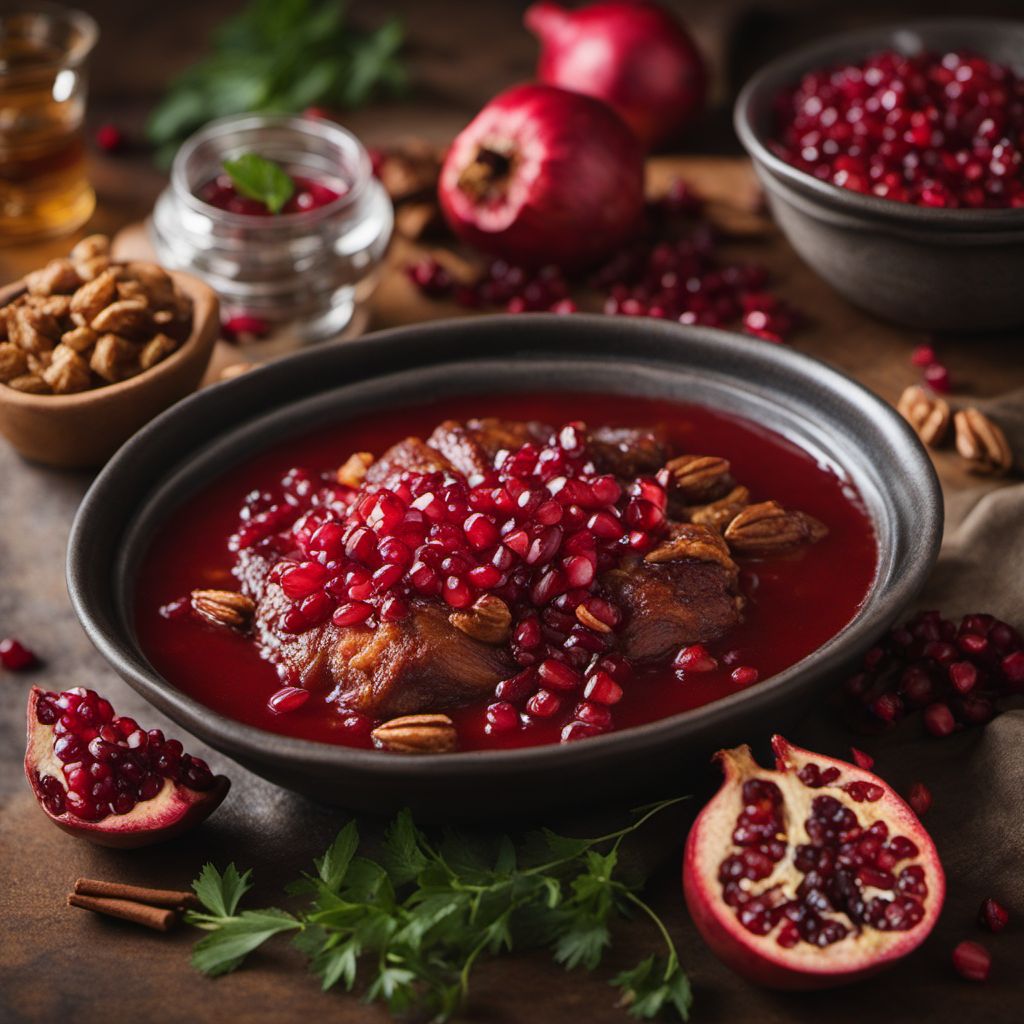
66;314;942;778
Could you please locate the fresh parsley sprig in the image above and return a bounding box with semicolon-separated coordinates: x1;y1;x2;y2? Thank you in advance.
147;0;406;161
185;799;693;1021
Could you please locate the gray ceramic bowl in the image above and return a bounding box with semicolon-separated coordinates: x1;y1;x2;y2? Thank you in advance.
735;19;1024;331
67;315;941;819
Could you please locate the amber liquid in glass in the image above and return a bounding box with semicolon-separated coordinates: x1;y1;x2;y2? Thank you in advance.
0;37;94;242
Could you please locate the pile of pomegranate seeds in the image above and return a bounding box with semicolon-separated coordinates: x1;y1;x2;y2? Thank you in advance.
228;424;697;742
197;174;342;216
846;609;1024;734
406;180;803;343
33;687;215;821
721;777;928;947
772;49;1024;209
0;636;36;671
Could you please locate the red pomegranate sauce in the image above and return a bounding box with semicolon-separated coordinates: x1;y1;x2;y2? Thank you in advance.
134;393;877;751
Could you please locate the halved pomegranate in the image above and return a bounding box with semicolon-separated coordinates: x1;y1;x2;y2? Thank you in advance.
25;687;229;848
683;736;944;989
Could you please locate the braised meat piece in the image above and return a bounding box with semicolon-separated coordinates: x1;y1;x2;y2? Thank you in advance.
365;437;453;489
428;418;548;480
605;560;740;662
587;425;668;477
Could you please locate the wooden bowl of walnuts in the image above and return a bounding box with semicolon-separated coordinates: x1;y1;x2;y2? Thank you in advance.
0;235;219;468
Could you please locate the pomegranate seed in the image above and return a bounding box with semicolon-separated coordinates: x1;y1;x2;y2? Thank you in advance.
978;898;1010;933
923;363;952;393
923;702;956;737
267;686;310;714
0;638;36;671
674;644;717;674
496;669;536;702
1002;650;1024;684
574;700;613;728
538;658;581;692
730;665;759;687
850;747;874;771
583;670;623;705
560;720;605;741
485;701;520;733
907;781;932;816
223;314;269;338
443;575;474;608
526;689;561;718
948;660;978;694
910;344;936;367
952;940;991;982
332;602;373;627
95;123;123;152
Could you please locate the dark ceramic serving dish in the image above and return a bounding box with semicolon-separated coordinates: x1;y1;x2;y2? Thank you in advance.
735;19;1024;331
67;315;941;819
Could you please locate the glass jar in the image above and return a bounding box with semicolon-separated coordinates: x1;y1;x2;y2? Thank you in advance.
0;2;98;242
150;113;393;346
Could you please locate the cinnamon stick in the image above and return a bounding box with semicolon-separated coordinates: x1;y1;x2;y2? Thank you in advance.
67;894;178;931
74;877;199;910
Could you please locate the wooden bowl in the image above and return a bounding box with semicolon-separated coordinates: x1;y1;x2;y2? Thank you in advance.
0;271;219;469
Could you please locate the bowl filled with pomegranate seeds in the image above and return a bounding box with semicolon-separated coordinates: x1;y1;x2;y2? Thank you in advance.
67;314;940;817
734;19;1024;330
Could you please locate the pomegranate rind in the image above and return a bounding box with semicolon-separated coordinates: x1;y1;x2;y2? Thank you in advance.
683;735;945;990
25;687;229;849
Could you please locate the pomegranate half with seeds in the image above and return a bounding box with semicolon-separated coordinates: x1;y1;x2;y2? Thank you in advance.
25;687;229;848
683;736;944;989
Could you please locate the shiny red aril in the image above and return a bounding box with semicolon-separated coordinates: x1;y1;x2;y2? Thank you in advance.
731;665;759;687
485;701;520;734
525;1;706;150
684;737;944;989
923;702;956;737
907;781;932;816
1;637;36;670
952;940;991;982
438;84;645;270
25;687;229;848
583;670;623;705
978;897;1009;933
538;658;581;692
674;643;718;674
526;688;562;718
268;686;310;714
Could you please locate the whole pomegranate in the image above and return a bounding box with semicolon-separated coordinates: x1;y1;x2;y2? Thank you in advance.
525;1;706;150
25;686;229;848
683;736;944;989
438;83;645;270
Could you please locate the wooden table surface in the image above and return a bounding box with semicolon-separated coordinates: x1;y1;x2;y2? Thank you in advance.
3;3;1024;1022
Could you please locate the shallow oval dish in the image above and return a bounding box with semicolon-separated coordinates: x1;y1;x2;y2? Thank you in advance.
734;18;1024;331
67;315;941;819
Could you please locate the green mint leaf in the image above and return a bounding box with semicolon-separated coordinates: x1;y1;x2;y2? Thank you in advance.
315;821;360;892
190;909;300;976
381;809;429;886
192;862;253;918
222;153;295;214
612;956;693;1021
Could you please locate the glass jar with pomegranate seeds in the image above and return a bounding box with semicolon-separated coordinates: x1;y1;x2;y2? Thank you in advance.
149;113;392;346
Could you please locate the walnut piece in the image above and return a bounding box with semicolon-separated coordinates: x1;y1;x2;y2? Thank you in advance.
42;347;92;394
90;334;139;383
954;408;1013;476
371;713;458;754
139;333;178;371
897;384;950;447
449;594;512;644
665;454;732;502
337;451;374;488
60;326;98;354
9;307;60;353
25;258;81;297
91;298;151;338
70;269;119;326
0;343;29;383
686;484;751;532
70;234;110;264
724;501;828;555
645;522;739;574
190;589;255;629
6;373;50;394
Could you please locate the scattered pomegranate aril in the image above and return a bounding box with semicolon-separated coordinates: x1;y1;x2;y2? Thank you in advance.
978;897;1009;933
683;736;944;989
223;314;269;339
907;781;933;816
850;747;874;770
95;124;123;152
731;665;759;687
923;702;957;737
25;687;228;848
952;940;991;982
674;643;717;675
911;345;936;367
267;686;310;714
1;637;36;671
923;363;952;394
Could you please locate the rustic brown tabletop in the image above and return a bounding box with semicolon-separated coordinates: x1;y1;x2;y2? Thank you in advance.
2;2;1023;1022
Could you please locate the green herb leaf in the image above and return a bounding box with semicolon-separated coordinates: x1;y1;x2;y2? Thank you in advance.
190;909;300;976
192;862;253;918
222;153;295;214
185;798;692;1021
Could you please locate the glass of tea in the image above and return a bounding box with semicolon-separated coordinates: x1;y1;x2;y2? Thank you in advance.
0;2;98;243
